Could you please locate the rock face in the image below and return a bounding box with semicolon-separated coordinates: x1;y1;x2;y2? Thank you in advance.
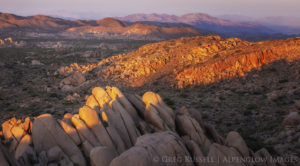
0;86;297;166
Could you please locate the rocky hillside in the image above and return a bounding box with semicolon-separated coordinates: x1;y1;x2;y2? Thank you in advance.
61;36;300;88
0;13;201;40
1;86;298;165
66;18;200;40
0;13;78;32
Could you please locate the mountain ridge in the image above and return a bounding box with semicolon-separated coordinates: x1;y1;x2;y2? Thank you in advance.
61;36;300;88
0;12;202;40
117;13;276;35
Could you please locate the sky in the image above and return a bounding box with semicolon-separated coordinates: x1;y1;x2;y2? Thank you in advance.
0;0;300;19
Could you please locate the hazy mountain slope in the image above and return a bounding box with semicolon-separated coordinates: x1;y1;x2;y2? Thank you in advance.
220;15;300;34
118;13;274;35
66;17;201;40
0;13;80;32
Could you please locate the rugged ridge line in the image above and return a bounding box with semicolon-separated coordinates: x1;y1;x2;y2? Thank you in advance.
59;36;300;88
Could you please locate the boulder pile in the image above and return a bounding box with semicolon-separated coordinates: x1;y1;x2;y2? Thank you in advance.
0;86;298;166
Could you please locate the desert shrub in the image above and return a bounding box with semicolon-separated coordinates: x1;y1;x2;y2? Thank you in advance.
179;93;188;98
246;104;257;110
164;98;175;107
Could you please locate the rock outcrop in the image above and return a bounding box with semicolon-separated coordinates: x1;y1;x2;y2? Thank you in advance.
0;86;298;166
60;36;300;88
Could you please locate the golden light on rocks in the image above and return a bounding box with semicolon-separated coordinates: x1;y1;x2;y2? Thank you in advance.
102;111;108;122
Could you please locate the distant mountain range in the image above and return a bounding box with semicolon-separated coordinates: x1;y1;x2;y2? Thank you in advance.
118;13;300;40
0;12;202;40
219;15;300;35
118;13;273;34
0;12;299;41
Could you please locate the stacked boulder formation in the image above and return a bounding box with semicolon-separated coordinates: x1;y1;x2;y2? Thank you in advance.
0;86;298;166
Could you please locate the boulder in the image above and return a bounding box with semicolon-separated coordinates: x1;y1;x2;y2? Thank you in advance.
86;95;101;112
126;94;146;118
144;104;165;131
182;138;204;166
61;85;75;92
142;92;175;130
58;120;81;145
90;146;117;166
32;116;57;154
206;143;246;166
82;141;93;158
79;106;115;149
22;117;31;133
204;125;224;144
63;113;73;125
176;107;211;154
109;146;151;166
110;99;140;146
31;60;44;66
254;148;277;166
33;114;86;166
2;117;17;141
110;131;193;166
106;86;140;123
38;151;48;166
47;146;73;166
282;112;300;127
47;146;63;162
11;124;26;142
1;118;20;152
71;114;100;147
92;87;112;108
225;131;249;157
0;148;9;166
188;108;205;128
106;127;126;153
101;104;132;149
142;91;175;119
14;134;34;160
60;72;86;87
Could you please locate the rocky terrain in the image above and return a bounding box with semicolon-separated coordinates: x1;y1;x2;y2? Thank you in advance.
1;20;300;165
62;36;300;88
56;36;300;158
0;86;299;166
0;37;152;123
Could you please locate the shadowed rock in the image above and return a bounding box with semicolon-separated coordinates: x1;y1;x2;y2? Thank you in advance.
90;146;118;166
32;114;86;166
79;106;115;150
225;131;249;157
71;114;101;147
0;86;294;166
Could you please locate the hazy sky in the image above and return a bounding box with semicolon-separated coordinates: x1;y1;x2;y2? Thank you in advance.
0;0;299;19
